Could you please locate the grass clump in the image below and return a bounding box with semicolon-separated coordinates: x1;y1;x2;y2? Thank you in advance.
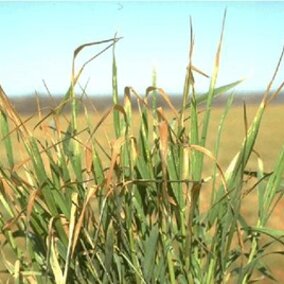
1;14;284;283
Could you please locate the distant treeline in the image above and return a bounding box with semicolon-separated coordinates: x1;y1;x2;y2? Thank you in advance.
7;92;284;115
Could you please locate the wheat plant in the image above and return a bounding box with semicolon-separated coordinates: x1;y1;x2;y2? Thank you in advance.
0;14;284;283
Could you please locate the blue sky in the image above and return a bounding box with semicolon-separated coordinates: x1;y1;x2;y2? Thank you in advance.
0;1;284;96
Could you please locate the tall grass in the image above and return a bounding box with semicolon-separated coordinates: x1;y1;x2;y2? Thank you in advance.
1;15;284;283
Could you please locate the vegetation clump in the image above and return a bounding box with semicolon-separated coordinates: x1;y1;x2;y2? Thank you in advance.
0;14;284;283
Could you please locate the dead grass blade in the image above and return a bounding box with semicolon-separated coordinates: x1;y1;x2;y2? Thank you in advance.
71;186;97;256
